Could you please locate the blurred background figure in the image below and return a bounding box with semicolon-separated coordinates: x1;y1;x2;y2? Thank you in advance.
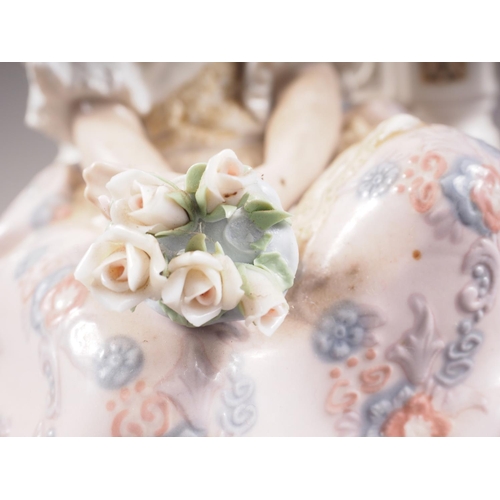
1;62;499;213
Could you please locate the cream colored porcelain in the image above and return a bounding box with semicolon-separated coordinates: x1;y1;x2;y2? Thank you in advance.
1;64;499;436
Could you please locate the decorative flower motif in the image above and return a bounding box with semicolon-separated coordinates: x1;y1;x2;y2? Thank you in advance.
358;162;400;198
313;301;383;361
196;149;257;214
382;393;451;437
40;273;88;328
78;150;297;332
441;158;500;235
106;381;170;436
74;225;167;311
238;265;289;336
104;169;191;233
470;164;500;233
95;336;144;389
363;383;415;437
408;177;440;213
404;152;448;213
161;250;244;327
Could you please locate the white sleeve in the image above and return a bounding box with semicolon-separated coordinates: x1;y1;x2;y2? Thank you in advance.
24;62;162;143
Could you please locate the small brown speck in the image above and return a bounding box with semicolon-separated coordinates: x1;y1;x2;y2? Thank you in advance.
413;250;422;260
280;178;286;186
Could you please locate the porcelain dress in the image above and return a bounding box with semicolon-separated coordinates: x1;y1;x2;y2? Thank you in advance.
0;63;499;437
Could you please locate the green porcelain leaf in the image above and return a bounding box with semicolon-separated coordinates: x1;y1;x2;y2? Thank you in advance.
254;252;294;291
243;198;290;230
244;199;275;213
202;204;237;222
236;263;255;296
248;209;290;230
250;232;273;251
185;233;207;253
158;301;194;327
166;190;195;221
214;241;225;255
185;163;207;193
195;185;208;216
154;219;197;238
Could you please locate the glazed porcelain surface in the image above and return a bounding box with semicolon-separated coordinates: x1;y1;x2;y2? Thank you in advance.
1;64;500;436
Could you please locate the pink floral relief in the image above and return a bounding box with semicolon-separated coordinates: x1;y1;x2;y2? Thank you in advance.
40;274;88;328
398;152;449;214
107;381;170;437
325;379;358;414
382;393;451;437
470;164;500;233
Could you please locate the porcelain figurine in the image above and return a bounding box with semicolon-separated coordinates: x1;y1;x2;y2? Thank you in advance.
1;63;500;437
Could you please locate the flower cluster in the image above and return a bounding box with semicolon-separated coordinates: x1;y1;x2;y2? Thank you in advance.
75;150;297;335
441;157;500;235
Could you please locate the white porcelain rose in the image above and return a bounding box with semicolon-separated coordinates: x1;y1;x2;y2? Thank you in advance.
74;225;167;311
161;250;244;327
238;265;289;336
104;169;191;233
196;149;257;214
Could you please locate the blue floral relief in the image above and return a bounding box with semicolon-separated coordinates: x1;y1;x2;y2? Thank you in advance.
94;336;144;389
313;301;383;362
30;266;73;335
358;162;400;198
361;382;415;437
440;157;491;235
435;319;484;387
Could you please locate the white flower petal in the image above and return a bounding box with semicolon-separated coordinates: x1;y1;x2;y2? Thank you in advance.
106;169;189;233
181;300;221;327
74;225;167;311
201;149;256;213
183;269;217;302
161;267;189;313
126;243;150;292
160;249;243;327
240;266;289;336
167;251;223;273
255;301;289;336
218;255;244;310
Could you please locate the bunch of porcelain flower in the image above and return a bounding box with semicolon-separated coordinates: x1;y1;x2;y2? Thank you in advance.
75;150;296;336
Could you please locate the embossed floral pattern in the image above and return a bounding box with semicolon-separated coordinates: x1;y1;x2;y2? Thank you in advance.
470;164;500;233
358;162;400;198
386;294;444;386
441;158;500;235
94;336;144;389
362;383;415;437
39;273;88;328
106;381;170;437
382;393;451;437
408;152;448;213
396;152;449;214
220;357;257;436
313;301;383;361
